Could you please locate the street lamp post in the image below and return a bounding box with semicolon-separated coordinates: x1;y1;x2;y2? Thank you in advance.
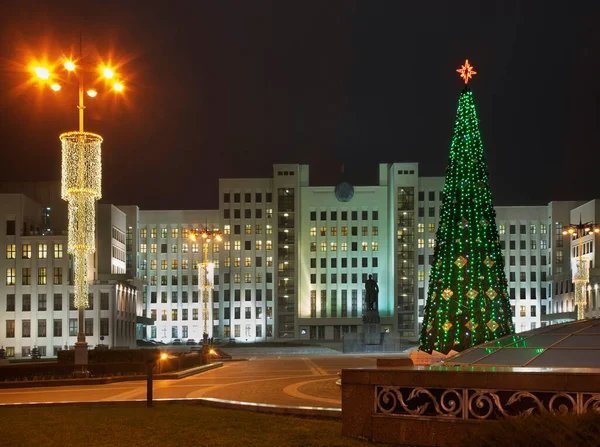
562;219;600;320
32;52;125;365
189;228;222;350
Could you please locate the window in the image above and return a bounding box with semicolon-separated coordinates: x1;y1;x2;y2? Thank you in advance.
150;243;157;254
53;267;62;285
38;267;47;285
531;240;537;250
428;223;435;233
418;270;424;281
6;320;15;338
509;256;515;266
255;224;262;234
22;244;31;259
418;239;424;249
22;268;31;285
69;318;78;336
310;227;316;237
245;224;252;234
54;319;63;337
331;226;337;236
418;223;424;233
428;239;435;248
161;228;168;238
499;225;506;235
38;319;46;337
161;260;167;270
520;225;526;234
541;240;547;249
6;244;16;259
510;240;516;250
541;224;547;234
361;242;368;251
51;243;61;258
362;226;368;236
510;225;516;235
331;242;337;251
520;306;526;317
245;257;252;267
372;226;379;236
234;241;241;251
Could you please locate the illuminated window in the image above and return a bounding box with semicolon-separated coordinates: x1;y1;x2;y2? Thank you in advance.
172;228;179;238
192;243;199;253
182;259;188;269
418;239;424;249
418;270;424;281
556;252;563;264
6;244;15;259
372;242;379;251
234;273;241;284
151;275;157;286
266;209;273;218
213;243;220;253
150;244;157;254
172;260;178;270
418;223;424;233
213;259;219;269
256;272;262;283
540;224;547;234
151;228;157;238
245;257;252;267
234;257;241;267
182;243;188;253
520;306;526;317
151;260;157;270
161;310;167;321
22;244;31;259
224;257;231;267
310;227;316;237
140;228;147;238
499;225;506;235
245;273;251;283
182;228;189;238
320;227;327;236
372;226;378;236
234;241;241;251
331;227;337;236
266;240;272;250
428;223;435;233
341;226;348;236
255;240;263;250
160;260;167;270
266;256;273;267
161;275;167;285
266;224;273;234
362;226;368;236
361;242;368;251
331;242;337;251
6;268;15;285
38;267;47;285
161;228;168;238
172;244;178;253
320;242;327;252
341;242;348;251
255;224;262;234
245;225;252;234
140;243;147;254
192;260;198;269
224;225;231;235
428;239;435;248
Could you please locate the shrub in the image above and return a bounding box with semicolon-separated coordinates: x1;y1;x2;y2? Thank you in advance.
464;412;600;447
58;348;159;364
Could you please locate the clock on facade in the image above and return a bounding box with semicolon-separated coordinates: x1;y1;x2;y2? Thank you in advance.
335;182;354;202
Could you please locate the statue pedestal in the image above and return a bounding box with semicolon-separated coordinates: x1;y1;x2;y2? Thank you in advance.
363;310;381;345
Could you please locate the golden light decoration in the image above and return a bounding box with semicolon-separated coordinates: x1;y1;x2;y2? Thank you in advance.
34;66;50;80
50;83;61;92
87;89;98;98
60;131;103;308
64;61;76;71
103;67;114;79
456;59;477;84
113;82;124;92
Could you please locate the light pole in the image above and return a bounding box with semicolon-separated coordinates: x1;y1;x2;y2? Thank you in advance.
31;51;125;365
562;219;600;320
189;228;222;350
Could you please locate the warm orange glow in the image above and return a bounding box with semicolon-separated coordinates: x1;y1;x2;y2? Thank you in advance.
595;228;600;233
562;231;568;235
456;59;477;84
209;349;216;355
103;67;114;79
113;82;124;92
64;61;76;71
50;83;61;92
87;89;97;98
160;353;168;360
215;234;223;242
34;67;50;80
189;233;197;241
568;228;575;234
584;227;590;233
201;232;208;239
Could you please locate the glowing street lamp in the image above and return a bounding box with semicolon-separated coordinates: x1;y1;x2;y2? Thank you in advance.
189;228;222;349
562;219;600;320
30;50;128;366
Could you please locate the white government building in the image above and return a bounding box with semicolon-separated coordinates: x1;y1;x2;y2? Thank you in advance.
0;164;599;356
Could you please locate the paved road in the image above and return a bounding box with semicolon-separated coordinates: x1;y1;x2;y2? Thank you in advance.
0;353;383;408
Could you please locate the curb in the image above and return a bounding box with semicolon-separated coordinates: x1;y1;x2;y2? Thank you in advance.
0;397;342;419
0;362;223;389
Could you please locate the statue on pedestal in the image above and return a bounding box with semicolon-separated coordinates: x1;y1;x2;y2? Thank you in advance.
365;274;379;312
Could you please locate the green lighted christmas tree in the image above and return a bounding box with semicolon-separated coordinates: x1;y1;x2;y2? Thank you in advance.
419;60;514;354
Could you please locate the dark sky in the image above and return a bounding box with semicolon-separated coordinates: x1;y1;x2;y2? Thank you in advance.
1;1;599;210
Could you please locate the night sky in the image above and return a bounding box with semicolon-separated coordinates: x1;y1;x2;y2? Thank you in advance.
1;1;599;210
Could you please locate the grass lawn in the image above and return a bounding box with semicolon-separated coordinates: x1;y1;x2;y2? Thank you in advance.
0;404;396;446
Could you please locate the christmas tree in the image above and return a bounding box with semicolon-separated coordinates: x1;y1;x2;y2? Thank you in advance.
419;60;514;354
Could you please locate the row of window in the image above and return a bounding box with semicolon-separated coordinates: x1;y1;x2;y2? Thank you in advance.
149;305;273;323
309;289;360;318
499;224;548;235
150;323;274;339
147;271;274;286
310;226;379;237
5;293;111;312
310;273;377;285
5;318;110;338
309;241;379;252
500;240;548;250
140;239;275;255
223;224;273;235
310;210;379;222
310;257;378;269
5;243;64;260
418;191;442;202
224;192;273;204
223;209;274;220
6;267;63;286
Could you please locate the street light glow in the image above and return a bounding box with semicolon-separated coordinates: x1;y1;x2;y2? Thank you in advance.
160;353;168;360
64;61;76;71
87;89;98;98
103;67;114;79
34;67;50;80
113;82;124;92
50;83;61;92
